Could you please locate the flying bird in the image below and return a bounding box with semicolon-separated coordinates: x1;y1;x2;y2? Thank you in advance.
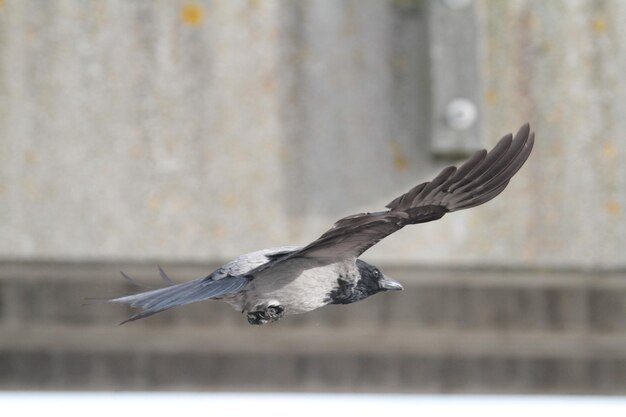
105;124;534;325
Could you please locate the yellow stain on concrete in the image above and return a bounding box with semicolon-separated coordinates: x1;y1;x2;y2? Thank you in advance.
607;200;621;217
181;3;205;26
24;150;39;164
248;0;261;8
278;144;290;160
130;144;144;159
603;142;617;159
592;17;607;33
262;77;276;93
222;193;238;207
24;179;41;201
485;89;498;105
146;196;160;209
0;0;5;10
482;240;494;254
212;224;226;238
390;141;409;171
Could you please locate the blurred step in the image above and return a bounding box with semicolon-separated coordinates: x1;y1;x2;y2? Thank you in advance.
2;328;626;393
2;261;626;392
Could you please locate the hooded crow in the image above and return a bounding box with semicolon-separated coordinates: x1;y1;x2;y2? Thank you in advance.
105;124;534;325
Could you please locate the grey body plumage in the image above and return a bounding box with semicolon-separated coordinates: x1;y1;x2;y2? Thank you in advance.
105;124;535;325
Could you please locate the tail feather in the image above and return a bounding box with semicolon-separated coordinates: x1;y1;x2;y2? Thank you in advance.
108;271;249;324
157;265;176;285
119;270;154;289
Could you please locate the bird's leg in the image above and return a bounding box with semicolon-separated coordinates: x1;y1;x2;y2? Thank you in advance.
246;305;285;325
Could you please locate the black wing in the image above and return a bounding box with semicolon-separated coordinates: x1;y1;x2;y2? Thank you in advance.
281;123;534;260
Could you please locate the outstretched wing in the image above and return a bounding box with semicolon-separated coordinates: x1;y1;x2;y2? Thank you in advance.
286;123;534;260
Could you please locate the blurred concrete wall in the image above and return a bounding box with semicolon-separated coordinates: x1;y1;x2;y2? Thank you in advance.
2;0;624;268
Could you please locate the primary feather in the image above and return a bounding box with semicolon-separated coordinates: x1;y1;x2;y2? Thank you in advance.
256;124;534;261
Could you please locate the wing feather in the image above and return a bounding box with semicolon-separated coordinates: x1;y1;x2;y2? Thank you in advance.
268;124;534;262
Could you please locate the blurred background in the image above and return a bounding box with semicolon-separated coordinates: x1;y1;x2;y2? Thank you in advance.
1;0;626;394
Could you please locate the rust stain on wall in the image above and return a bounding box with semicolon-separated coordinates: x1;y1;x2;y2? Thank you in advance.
607;200;621;217
591;17;608;33
222;193;238;207
146;196;161;209
181;3;205;26
603;142;617;159
262;76;276;93
485;89;498;105
389;141;409;171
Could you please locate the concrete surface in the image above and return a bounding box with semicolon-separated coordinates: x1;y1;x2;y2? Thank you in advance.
1;1;624;268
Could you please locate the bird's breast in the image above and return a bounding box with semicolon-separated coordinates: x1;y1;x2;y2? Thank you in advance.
242;259;358;315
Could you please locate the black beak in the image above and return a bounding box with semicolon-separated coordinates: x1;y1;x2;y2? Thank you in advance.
379;276;404;291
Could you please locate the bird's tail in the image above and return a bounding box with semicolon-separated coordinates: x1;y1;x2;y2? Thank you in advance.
104;269;249;324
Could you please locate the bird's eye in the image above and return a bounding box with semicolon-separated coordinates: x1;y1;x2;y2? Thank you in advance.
373;269;380;277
